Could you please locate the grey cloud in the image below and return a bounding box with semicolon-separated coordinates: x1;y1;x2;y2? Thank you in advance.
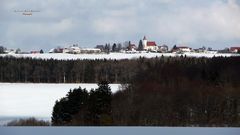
0;0;240;51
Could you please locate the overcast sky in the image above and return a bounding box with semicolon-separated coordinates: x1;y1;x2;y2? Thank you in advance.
0;0;240;51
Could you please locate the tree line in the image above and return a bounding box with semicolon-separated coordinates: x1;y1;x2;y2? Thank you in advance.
49;56;240;126
0;56;136;83
6;117;50;126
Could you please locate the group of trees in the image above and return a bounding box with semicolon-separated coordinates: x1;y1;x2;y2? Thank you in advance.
48;56;240;126
0;46;6;54
7;117;50;126
98;42;125;53
112;56;240;126
52;82;112;126
99;40;146;53
0;57;137;83
0;46;44;54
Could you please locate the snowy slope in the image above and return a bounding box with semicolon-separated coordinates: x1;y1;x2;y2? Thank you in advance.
0;83;121;120
0;52;239;60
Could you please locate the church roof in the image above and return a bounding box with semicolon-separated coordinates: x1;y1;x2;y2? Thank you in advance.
147;41;157;46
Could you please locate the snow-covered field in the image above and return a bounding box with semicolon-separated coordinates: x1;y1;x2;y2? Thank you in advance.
0;52;239;60
0;83;121;125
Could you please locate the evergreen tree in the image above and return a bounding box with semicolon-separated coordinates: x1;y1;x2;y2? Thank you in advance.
15;48;21;54
112;43;117;52
52;87;89;126
138;40;143;51
40;49;44;54
0;46;5;54
172;45;177;50
117;43;122;52
88;81;112;125
104;44;111;54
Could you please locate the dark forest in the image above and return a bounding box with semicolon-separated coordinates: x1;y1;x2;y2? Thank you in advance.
1;56;240;126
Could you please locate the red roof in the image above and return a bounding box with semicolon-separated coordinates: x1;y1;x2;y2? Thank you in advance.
147;41;157;46
230;47;240;50
130;44;136;47
128;44;136;49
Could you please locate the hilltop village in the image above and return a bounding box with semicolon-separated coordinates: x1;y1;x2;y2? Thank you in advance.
0;36;240;55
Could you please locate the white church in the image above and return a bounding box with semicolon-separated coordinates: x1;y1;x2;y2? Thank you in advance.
142;36;158;51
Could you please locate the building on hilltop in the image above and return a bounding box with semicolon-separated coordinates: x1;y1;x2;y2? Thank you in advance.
172;45;192;53
50;44;101;54
95;45;105;52
142;36;158;52
230;47;240;53
49;47;63;53
127;44;137;51
158;45;168;53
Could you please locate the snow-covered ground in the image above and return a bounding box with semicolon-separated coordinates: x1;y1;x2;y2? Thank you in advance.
0;83;121;125
0;52;239;60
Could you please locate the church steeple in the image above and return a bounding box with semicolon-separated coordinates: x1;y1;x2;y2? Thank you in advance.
142;36;147;49
143;36;147;40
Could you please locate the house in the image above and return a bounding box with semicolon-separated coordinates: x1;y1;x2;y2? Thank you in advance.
142;36;158;51
80;48;101;54
30;51;40;54
158;45;168;53
172;46;192;53
63;48;70;53
49;48;55;53
218;48;230;53
95;45;104;52
62;44;81;54
178;46;192;52
69;46;81;54
64;44;102;54
49;47;63;53
230;47;240;53
195;46;207;53
128;44;137;51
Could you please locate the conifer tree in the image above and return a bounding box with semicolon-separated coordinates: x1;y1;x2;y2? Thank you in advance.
52;87;89;125
138;40;143;51
88;81;112;125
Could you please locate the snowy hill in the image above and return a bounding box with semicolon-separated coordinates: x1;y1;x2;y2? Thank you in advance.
0;52;239;60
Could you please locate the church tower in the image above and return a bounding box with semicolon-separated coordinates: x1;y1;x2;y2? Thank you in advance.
142;36;147;49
